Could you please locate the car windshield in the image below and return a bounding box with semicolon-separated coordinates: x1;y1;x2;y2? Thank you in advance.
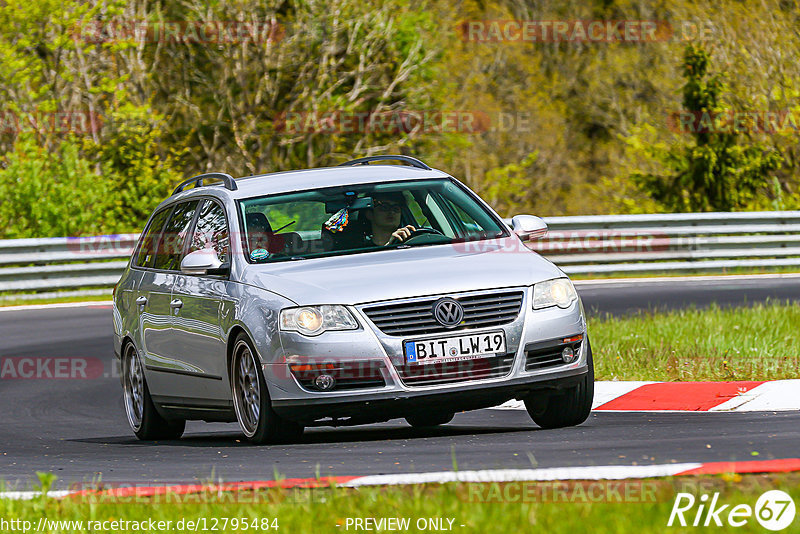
238;178;508;263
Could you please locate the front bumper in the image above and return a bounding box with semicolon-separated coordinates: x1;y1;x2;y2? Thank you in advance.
273;366;587;425
268;286;588;423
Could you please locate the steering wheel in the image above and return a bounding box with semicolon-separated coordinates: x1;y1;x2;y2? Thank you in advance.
389;227;446;245
409;227;445;238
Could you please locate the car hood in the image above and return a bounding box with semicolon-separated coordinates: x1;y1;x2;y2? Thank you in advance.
239;238;563;305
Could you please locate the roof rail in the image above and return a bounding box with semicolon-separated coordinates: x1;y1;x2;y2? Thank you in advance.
172;172;238;195
337;155;432;170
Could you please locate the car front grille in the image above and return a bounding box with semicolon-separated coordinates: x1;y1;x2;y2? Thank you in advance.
361;290;524;336
395;353;515;387
525;338;582;372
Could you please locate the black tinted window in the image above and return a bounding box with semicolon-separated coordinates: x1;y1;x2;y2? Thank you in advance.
189;200;230;263
135;208;171;268
152;201;198;271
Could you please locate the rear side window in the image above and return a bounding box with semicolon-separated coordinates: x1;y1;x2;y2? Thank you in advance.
134;208;171;268
152;201;199;271
189;200;230;263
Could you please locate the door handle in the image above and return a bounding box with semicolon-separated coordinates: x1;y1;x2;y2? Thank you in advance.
170;299;183;309
135;296;148;306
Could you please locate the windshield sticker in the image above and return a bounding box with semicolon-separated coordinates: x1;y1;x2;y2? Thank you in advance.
250;248;270;261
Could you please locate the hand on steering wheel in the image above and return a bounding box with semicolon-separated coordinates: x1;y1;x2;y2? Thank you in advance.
386;226;445;245
386;225;416;245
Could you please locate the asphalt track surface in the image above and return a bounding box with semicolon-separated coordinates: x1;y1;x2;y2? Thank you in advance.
1;276;799;488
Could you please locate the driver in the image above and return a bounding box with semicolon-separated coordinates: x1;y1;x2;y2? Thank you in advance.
365;192;416;245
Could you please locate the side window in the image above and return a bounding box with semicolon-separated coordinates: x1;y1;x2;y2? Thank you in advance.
450;203;481;231
404;192;430;227
152;201;199;271
424;194;455;237
135;208;171;268
190;200;230;263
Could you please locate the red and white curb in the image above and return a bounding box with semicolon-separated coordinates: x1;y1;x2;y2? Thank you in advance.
494;380;800;412
341;458;800;486
3;458;800;500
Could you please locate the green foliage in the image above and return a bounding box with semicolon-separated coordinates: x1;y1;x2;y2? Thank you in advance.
483;152;539;215
2;0;800;238
0;136;110;238
630;44;783;212
0;104;182;238
85;103;183;233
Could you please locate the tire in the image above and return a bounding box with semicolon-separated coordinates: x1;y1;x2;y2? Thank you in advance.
406;412;455;428
525;338;594;429
122;343;185;440
231;333;304;444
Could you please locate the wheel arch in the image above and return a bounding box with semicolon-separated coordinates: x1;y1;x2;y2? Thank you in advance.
119;335;137;385
226;324;250;386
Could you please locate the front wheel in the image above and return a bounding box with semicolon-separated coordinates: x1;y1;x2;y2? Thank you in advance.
231;334;304;444
525;338;594;429
122;343;185;440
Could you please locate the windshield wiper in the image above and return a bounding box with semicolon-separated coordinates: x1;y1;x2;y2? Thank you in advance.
273;220;296;233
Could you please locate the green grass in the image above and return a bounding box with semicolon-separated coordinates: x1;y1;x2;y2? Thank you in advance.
591;301;800;381
1;474;797;533
0;293;111;307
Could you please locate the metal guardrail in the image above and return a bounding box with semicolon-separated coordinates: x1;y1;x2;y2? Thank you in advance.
1;211;799;299
532;211;800;274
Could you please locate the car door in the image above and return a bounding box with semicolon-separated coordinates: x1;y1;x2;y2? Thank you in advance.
131;206;175;395
168;199;233;402
140;200;199;398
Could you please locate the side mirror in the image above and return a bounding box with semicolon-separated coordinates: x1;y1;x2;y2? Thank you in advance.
510;215;548;241
180;249;229;276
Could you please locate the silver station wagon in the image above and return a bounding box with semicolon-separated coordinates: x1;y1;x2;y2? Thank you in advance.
113;155;593;443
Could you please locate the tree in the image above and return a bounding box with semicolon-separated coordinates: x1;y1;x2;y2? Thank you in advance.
632;44;782;212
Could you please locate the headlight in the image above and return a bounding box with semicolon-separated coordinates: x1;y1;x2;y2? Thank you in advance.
533;278;577;309
279;305;358;336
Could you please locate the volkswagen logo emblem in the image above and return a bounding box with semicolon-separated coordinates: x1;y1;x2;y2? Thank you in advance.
432;298;464;328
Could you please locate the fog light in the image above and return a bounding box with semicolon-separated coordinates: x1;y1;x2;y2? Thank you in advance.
314;374;336;391
561;346;576;363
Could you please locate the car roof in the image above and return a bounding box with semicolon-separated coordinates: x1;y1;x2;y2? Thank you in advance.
164;164;452;209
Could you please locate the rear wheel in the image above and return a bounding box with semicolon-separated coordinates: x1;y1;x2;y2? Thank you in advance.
122;343;185;440
231;334;304;444
525;339;594;429
406;412;455;428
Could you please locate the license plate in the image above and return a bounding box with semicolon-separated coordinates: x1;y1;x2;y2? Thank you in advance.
404;331;506;365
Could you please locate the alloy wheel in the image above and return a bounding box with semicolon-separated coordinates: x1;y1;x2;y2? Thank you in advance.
233;340;261;437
